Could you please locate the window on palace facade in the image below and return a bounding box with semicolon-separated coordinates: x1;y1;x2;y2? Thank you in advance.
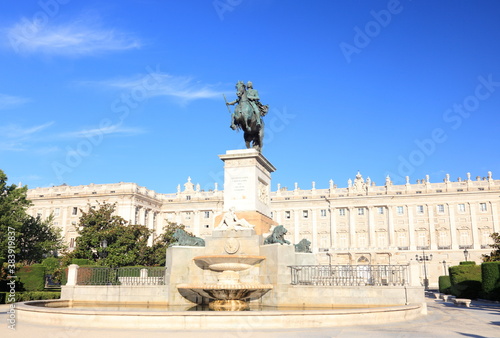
54;208;60;216
417;232;428;247
320;209;327;217
358;208;365;216
439;231;449;248
70;238;75;248
416;205;424;214
397;206;404;215
72;207;78;215
339;208;346;216
338;233;348;247
397;232;407;247
482;230;491;247
377;232;387;247
285;211;291;219
437;205;445;213
458;204;466;212
204;211;210;218
460;230;470;247
377;207;384;215
357;233;367;248
186;195;191;200
303;210;309;218
480;203;487;212
185;212;191;219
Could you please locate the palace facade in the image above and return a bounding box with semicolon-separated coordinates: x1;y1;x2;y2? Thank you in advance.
27;171;499;288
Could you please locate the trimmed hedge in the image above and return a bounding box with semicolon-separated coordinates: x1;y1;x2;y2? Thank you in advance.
439;275;451;294
482;262;500;301
71;258;95;266
17;265;46;292
449;264;482;299
459;261;476;265
0;291;60;303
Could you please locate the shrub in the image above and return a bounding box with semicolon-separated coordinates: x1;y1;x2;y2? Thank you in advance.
71;258;94;266
0;291;61;303
17;265;46;291
439;275;451;294
459;261;476;265
41;257;61;275
481;262;500;301
449;264;482;299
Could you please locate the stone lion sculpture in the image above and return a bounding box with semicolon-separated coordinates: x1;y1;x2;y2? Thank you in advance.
294;239;312;253
263;225;290;245
171;229;205;247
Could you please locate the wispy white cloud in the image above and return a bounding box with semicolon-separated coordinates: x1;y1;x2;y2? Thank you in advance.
0;121;55;152
5;18;141;56
79;71;224;103
0;93;30;110
62;123;145;139
0;121;54;139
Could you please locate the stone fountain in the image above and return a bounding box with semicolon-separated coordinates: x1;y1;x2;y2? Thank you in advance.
177;253;272;310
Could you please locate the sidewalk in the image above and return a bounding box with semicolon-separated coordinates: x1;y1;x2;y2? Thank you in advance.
1;295;499;337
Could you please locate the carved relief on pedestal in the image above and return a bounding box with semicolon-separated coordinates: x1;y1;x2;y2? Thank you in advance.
258;180;270;205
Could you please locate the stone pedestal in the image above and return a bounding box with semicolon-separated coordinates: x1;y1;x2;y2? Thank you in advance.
218;149;277;234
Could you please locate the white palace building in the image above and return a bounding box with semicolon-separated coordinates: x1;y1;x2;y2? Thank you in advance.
27;170;499;288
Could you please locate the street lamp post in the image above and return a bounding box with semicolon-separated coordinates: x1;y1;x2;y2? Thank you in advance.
415;250;433;290
463;248;469;262
100;239;108;259
441;260;447;276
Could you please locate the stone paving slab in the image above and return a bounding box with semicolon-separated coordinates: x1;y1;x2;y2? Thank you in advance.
1;296;499;338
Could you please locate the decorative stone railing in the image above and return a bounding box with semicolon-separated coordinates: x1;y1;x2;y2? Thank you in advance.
288;264;409;287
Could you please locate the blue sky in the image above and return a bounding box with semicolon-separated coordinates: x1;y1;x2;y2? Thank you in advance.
1;0;500;193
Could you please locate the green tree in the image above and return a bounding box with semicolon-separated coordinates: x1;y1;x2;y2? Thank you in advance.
144;222;188;266
483;232;500;262
0;169;63;264
71;202;152;267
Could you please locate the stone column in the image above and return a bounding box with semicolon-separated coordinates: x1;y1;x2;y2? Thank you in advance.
387;206;395;247
427;205;437;250
491;202;499;233
330;205;337;249
293;209;300;244
368;206;375;248
469;203;479;250
312;208;318;253
66;264;79;286
448;204;458;250
349;207;355;248
407;205;416;251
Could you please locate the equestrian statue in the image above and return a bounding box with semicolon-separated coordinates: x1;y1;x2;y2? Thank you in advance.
225;81;269;152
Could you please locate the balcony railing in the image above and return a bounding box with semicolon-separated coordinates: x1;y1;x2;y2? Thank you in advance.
76;267;166;286
288;265;408;286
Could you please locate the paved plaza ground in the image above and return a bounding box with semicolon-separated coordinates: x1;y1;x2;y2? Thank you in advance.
1;294;499;338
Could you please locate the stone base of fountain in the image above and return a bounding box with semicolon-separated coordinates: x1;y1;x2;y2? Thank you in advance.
209;300;248;311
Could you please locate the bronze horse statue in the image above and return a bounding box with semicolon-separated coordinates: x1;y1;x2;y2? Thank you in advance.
227;81;267;151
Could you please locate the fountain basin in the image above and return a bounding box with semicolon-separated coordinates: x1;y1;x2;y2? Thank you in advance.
193;255;266;271
16;300;427;329
177;283;273;301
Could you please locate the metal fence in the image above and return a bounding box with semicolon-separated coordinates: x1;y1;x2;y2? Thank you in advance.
288;265;408;286
76;267;166;286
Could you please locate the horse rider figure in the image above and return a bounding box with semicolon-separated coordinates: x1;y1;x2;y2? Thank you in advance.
226;81;268;130
246;81;264;128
